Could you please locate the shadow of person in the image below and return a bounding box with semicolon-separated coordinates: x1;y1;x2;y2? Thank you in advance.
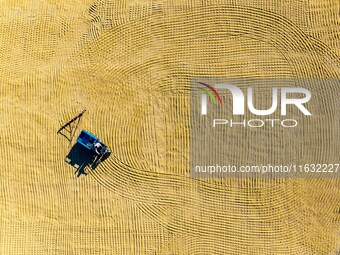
75;162;88;177
91;150;112;170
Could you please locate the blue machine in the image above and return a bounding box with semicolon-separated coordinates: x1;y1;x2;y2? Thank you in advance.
76;130;109;155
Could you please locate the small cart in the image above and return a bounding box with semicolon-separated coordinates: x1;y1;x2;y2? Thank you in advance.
76;130;110;155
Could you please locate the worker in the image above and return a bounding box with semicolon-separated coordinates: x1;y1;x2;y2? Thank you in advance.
94;142;103;155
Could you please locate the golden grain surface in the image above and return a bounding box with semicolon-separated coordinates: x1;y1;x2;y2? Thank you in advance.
0;0;339;254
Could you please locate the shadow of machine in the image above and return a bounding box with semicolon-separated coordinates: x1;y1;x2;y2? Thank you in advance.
65;142;111;177
65;143;94;177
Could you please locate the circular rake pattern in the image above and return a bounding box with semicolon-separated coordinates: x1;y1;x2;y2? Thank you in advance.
55;5;339;254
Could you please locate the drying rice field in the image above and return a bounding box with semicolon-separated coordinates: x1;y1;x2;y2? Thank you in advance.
0;0;339;254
